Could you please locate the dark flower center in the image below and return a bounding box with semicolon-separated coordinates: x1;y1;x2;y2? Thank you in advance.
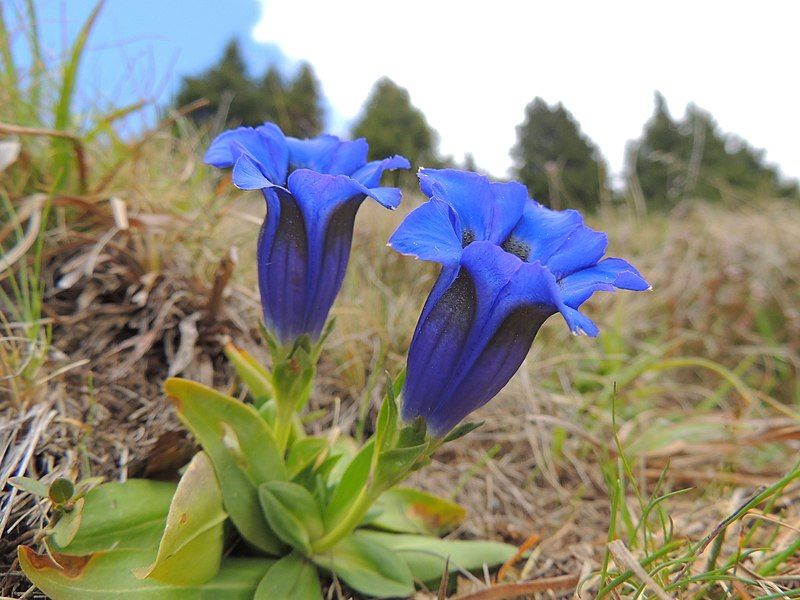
501;236;531;261
461;229;476;247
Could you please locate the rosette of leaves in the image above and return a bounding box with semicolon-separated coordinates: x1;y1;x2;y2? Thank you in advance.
17;345;517;599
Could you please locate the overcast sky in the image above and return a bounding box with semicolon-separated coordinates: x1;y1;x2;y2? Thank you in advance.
11;1;800;185
253;0;800;183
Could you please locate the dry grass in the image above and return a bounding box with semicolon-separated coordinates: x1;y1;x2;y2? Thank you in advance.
1;121;799;598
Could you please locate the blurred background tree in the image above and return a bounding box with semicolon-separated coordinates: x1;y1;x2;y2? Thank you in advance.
629;93;798;208
351;78;442;176
175;40;323;137
282;64;324;137
511;98;608;211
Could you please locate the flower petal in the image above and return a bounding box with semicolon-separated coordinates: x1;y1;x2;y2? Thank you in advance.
418;169;527;245
286;169;398;214
401;267;476;426
285;169;403;337
415;243;549;435
325;138;369;175
205;124;288;184
362;186;402;210
286;135;340;172
232;154;285;191
388;199;462;266
257;188;309;344
559;257;651;308
351;156;411;188
507;202;584;263
544;226;608;279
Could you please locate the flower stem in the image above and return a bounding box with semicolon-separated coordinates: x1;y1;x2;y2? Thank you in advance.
312;487;376;553
274;404;292;454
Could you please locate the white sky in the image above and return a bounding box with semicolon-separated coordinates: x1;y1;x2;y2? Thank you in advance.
253;1;800;183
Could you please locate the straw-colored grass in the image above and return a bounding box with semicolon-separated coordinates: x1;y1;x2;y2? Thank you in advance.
1;6;799;594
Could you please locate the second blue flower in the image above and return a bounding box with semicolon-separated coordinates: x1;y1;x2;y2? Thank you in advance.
206;123;410;346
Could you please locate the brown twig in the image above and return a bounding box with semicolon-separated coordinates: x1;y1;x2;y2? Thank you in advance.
207;248;237;320
452;573;580;600
0;122;88;192
437;556;450;600
496;532;540;582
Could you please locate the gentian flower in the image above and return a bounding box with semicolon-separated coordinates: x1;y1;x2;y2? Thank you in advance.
205;123;410;346
389;169;650;436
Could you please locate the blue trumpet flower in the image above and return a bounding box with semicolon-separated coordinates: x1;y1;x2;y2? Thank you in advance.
206;123;410;346
389;169;650;437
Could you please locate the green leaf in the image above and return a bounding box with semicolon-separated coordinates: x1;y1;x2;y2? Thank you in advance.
224;343;273;407
73;476;105;499
257;399;277;428
52;498;85;546
134;452;227;585
20;546;272;599
52;480;176;555
49;478;75;504
165;378;287;555
255;552;321;600
323;440;374;529
286;437;327;479
52;0;104;193
369;488;465;536
51;499;84;548
258;482;323;554
312;531;414;598
324;435;359;485
9;476;49;497
357;531;517;584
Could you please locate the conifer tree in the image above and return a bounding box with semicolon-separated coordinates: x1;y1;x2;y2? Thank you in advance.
175;42;325;136
511;98;607;211
630;93;798;207
284;63;323;137
175;40;262;125
351;78;440;172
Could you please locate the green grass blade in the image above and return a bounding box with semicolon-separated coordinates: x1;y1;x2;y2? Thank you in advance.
0;2;21;113
51;0;105;191
24;0;42;120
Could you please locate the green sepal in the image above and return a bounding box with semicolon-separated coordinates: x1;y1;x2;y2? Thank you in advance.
374;443;428;489
374;390;398;455
164;378;286;555
312;531;414;598
442;421;484;443
397;416;427;448
272;350;315;413
255;552;322;600
258;481;324;555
